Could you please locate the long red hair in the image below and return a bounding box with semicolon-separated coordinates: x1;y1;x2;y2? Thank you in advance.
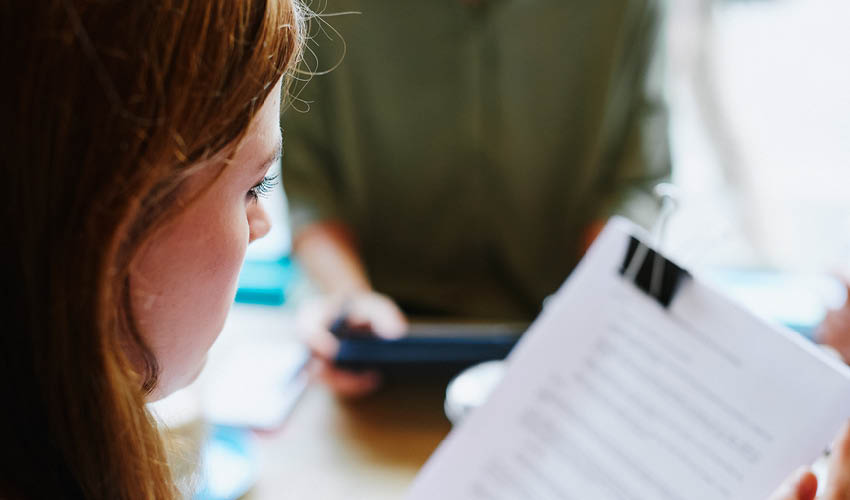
0;1;303;497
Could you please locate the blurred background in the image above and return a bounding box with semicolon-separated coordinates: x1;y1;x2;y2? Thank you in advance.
249;0;850;302
665;0;850;271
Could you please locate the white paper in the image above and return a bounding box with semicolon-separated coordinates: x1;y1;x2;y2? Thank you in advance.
201;339;308;430
407;218;850;500
198;304;310;430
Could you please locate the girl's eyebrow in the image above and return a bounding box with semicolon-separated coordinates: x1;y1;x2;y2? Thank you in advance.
256;140;283;172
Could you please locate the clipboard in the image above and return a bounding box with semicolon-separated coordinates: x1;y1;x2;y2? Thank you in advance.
331;319;525;374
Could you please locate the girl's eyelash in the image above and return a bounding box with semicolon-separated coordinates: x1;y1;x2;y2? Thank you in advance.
248;174;279;201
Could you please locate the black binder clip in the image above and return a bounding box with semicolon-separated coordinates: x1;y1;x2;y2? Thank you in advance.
619;236;689;308
618;183;690;308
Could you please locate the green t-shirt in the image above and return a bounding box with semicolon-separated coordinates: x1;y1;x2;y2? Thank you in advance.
282;0;670;321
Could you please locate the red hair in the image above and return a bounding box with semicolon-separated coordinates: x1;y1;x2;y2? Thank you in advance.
0;1;303;497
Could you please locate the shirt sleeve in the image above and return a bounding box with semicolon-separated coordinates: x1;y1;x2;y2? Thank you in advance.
593;0;671;230
280;73;342;237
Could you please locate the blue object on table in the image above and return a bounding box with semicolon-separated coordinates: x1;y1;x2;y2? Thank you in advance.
330;318;524;373
194;425;258;500
235;257;298;306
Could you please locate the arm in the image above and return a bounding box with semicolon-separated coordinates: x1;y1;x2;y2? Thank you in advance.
292;220;407;344
282;76;406;396
292;221;407;398
292;221;370;296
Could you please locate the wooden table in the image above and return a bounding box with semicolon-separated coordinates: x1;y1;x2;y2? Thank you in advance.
245;376;452;500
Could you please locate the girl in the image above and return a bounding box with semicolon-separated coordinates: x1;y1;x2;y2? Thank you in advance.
1;1;302;497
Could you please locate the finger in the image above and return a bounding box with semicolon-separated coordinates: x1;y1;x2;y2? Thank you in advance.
768;467;818;500
347;294;407;339
369;300;407;339
295;298;342;358
823;420;850;498
316;361;382;398
794;470;818;500
307;326;341;359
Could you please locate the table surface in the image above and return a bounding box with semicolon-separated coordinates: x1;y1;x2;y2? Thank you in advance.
244;376;452;500
207;304;454;500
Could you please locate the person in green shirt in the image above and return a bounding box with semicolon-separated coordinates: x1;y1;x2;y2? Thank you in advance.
284;0;670;396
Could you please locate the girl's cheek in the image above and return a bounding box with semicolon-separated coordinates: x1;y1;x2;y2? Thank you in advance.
160;204;249;393
132;197;251;396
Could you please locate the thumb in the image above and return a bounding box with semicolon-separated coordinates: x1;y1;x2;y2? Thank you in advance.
367;297;407;339
346;293;408;339
768;467;818;500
